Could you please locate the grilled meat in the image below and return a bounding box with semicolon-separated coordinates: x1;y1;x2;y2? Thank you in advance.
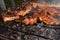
1;14;19;22
1;2;60;25
39;14;59;25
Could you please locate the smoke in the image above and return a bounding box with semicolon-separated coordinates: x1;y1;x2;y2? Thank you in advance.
37;0;60;4
37;0;45;3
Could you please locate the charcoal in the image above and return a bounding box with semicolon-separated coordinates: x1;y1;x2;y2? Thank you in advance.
0;22;58;40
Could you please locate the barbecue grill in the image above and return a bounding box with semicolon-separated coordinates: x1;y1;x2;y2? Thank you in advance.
0;0;60;40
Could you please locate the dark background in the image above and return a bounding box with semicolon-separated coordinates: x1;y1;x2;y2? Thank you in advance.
0;0;60;10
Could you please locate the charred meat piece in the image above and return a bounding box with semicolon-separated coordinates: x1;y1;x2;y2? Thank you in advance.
29;16;37;25
1;14;19;23
47;7;58;16
17;5;32;16
39;14;59;25
22;15;37;25
22;17;30;25
16;2;38;16
30;2;38;8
